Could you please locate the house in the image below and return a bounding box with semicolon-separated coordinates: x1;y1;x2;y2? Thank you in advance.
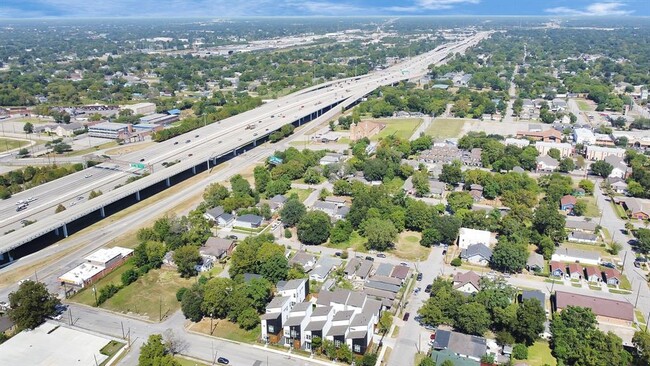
304;306;335;352
203;206;235;227
452;271;482;294
288;251;317;272
55;122;85;137
320;153;345;166
312;201;339;217
457;228;492;250
430;329;488;362
555;291;634;327
310;257;342;281
568;231;598;244
429;180;447;197
603;268;621;286
344;258;373;280
324;196;348;206
535;141;573;158
550;261;565;277
604;155;630;179
521;290;546;312
516;128;563;142
201;237;236;260
621;198;650;220
560;195;577;211
609;179;629;194
234;214;263;229
374;263;394;277
565;219;597;233
585;266;601;283
268;195;288;211
568;263;583;280
460;244;493;266
277;279;309;306
585;145;625;161
261;296;292;344
551;246;601;265
389;265;410;282
365;280;401;294
536;155;559;172
526;252;544;272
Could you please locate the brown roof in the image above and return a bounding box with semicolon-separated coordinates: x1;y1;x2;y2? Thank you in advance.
452;271;482;290
585;266;600;277
550;261;565;273
561;195;577;206
517;129;562;140
603;268;621;280
568;263;583;274
555;291;634;321
390;265;409;280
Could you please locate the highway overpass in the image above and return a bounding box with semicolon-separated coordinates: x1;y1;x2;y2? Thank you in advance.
0;32;489;265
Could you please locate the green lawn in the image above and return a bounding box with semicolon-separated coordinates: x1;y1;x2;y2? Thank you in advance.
576;99;592;111
200;319;260;343
424;118;467;139
367;118;422;141
611;202;628;219
393;231;430;261
286;188;314;203
619;274;632;290
174;356;210;366
383;177;405;195
326;231;367;252
528;341;556;366
99;340;125;366
580;196;600;218
71;261;136;306
0;138;29;152
64;141;119;157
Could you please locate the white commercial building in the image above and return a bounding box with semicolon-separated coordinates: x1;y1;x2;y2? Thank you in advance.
88;122;131;139
535;141;573;158
122;102;156;115
573;128;596;145
59;246;134;288
457;227;492;250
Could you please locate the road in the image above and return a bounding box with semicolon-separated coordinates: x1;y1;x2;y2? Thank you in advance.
568;99;589;126
409;115;431;141
0;32;490;246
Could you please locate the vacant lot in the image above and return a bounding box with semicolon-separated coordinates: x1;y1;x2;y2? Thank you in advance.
527;341;556;366
105;142;155;156
393;231;430;261
287;187;314;202
72;261;136;306
576;99;592;111
191;318;260;343
326;231;367;252
367;118;422;141
0;138;29;152
424;118;467;139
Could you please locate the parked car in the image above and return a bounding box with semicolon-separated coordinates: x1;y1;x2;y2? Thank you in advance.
376;253;386;258
217;357;229;365
365;256;375;262
416;273;423;281
334;252;342;257
424;284;432;293
400;262;408;266
601;262;616;269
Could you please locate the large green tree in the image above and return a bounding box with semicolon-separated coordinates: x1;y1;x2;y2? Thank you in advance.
280;198;307;227
362;218;397;251
454;302;491;336
513;298;546;345
139;334;180;366
8;280;60;330
180;285;204;322
173;245;202;278
297;211;331;245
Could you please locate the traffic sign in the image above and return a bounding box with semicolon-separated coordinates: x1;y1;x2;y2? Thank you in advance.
130;163;146;169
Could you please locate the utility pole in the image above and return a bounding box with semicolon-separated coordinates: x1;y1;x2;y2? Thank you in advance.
121;321;125;339
93;284;98;306
68;308;73;326
159;296;162;321
622;251;628;271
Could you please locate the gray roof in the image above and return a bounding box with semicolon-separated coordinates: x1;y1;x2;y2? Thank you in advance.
336;206;350;217
310;257;342;279
267;296;290;309
278;279;306;292
369;275;402;286
522;290;546;309
429;180;447;194
460;244;493;261
313;200;338;212
327;324;348;337
205;206;225;218
554;245;601;261
305;320;327;331
261;312;281;320
202;237;235;257
291;302;311;312
363;287;396;300
288;251;316;268
236;214;263;224
568;231;598;242
365;280;401;293
332;310;355;321
431;330;487;359
347;291;367;308
536;155;559;166
526;252;544;269
347;329;368;340
312;305;333;317
220;213;234;222
284;314;307;327
374;263;394;277
270;195;287;204
565;219;597;232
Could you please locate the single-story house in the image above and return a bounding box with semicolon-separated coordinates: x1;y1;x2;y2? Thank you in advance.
568;263;583;280
560;195;577;211
288;251;317;272
585;266;601;283
550;261;565;277
603;268;621;286
610;180;629;195
429;180;447;197
201;237;236;260
452;271;482;294
551;246;601;266
568;231;598;244
621;198;650;220
344;258;373;280
565;220;597;233
374;263;394;277
203;206;235;227
536;155;559;172
234;214;263;229
390;265;410;282
526;252;544;272
309;257;342;282
460;244;493;266
430;329;487;363
268;195;288;211
521;290;546;313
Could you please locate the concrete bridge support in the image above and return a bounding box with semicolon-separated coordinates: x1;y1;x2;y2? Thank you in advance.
100;206;106;218
166;177;171;187
136;190;141;201
62;223;68;238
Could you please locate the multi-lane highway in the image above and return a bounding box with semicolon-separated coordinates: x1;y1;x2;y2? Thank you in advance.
0;32;489;253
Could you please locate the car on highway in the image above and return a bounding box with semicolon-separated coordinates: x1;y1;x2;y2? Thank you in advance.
174;141;179;145
185;140;191;143
27;197;36;202
195;134;199;138
217;357;229;364
16;204;27;212
84;174;93;178
15;200;25;205
376;253;386;258
139;158;145;162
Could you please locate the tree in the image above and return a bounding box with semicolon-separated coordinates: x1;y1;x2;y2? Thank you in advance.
88;190;103;199
121;268;139;286
8;280;60;330
513;299;546;345
139;334;180;366
280;198;306;227
454;302;490;335
378;312;393;334
513;344;528;360
336;343;353;364
17;148;29;157
245;278;273;312
55;204;66;213
230;174;252;196
173;245;202;278
439;161;463;185
163;328;188;355
418;358;436;366
447;191;474;213
333;179;352;196
591;160;613;178
297;211;331;245
181;285;203;323
579;179;595;195
361;353;379;366
636;228;650;254
330;219;353;244
303;167;321;184
420;227;442;247
237;307;260;330
632;330;650;366
202;278;233;319
362;218;397;251
547;148;561;160
311;336;323;354
253;166;271;193
533;202;566;243
23;122;33;134
203;183;229;207
558;158;575;173
490;240;528;273
259;253;289;283
572;199;587;216
412;170;430;197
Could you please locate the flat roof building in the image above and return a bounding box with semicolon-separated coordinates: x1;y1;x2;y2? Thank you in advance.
88;122;131;139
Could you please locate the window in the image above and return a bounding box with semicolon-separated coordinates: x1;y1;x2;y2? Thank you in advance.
334;340;342;348
268;325;275;333
305;334;311;340
306;342;311;351
354;344;361;353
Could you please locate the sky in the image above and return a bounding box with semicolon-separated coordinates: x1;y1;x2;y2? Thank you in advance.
0;0;648;19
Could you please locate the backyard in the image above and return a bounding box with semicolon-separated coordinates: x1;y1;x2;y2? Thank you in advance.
367;118;422;141
527;341;556;366
424;118;467;139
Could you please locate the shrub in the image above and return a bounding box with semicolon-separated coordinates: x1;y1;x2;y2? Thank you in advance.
176;287;188;302
512;343;528;360
284;228;292;238
97;284;121;305
121;268;139;287
450;257;462;267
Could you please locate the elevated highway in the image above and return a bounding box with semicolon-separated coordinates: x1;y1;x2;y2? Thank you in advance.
0;32;488;264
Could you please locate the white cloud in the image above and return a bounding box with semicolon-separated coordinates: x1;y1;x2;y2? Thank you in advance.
546;1;633;16
416;0;480;10
288;1;367;15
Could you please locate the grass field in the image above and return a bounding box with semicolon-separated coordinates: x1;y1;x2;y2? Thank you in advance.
326;231;368;252
576;99;592;111
286;187;314;203
64;141;119;157
71;261;136;306
393;231;430;261
424;118;467;139
0;137;29;152
367;118;422;141
99;340;125;366
191;318;260;343
528;341;556;366
105;142;156;156
611;202;628;219
580;196;600;218
174;356;210;366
